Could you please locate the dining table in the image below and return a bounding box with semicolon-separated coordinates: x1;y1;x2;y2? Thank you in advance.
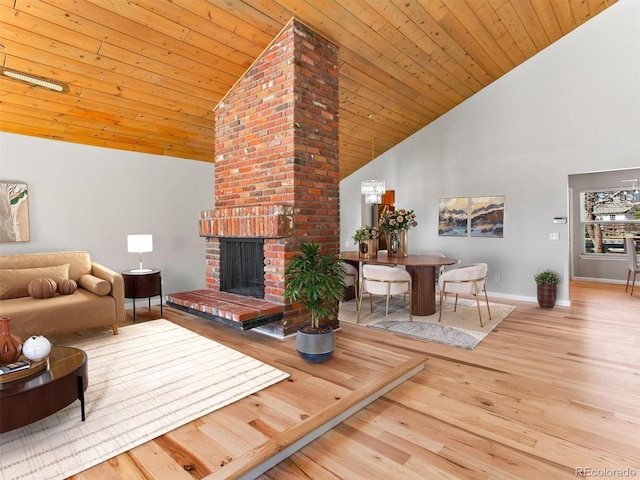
340;251;459;316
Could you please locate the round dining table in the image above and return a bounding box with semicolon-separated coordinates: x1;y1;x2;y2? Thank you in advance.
340;251;459;316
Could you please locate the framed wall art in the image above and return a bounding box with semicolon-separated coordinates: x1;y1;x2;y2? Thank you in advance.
0;182;30;242
438;197;469;237
470;195;504;238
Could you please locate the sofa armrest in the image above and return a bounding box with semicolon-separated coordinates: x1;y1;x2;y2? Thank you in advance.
91;262;125;325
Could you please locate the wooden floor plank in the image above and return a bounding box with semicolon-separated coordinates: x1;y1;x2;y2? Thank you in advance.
67;281;639;479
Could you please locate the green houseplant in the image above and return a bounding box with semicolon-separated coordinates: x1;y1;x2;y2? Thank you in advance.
284;241;346;363
534;270;560;308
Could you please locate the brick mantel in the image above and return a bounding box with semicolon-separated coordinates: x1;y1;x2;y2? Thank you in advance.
199;205;294;238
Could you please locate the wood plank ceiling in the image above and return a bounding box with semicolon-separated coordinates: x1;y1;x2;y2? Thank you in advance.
0;0;617;179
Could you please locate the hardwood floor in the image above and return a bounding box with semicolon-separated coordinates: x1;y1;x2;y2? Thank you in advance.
74;281;639;479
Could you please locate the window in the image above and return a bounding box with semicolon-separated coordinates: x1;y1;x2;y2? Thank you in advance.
580;188;640;255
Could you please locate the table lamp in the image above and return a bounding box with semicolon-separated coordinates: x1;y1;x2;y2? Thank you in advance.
127;234;153;272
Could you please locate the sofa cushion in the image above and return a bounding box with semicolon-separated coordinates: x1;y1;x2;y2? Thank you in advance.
28;278;58;299
78;274;111;296
0;264;70;300
0;251;91;282
1;289;118;339
58;279;78;295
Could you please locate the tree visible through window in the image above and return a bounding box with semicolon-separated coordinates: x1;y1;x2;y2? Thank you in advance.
581;188;640;255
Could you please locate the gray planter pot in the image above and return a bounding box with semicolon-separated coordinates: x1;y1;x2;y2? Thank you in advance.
295;326;335;363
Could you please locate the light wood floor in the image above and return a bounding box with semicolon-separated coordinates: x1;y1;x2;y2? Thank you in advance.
75;281;639;479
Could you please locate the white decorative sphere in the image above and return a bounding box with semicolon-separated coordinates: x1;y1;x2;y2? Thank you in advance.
22;335;52;361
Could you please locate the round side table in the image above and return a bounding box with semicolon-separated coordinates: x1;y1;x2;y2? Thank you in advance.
121;269;163;322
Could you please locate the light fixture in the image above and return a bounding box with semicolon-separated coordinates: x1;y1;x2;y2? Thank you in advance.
1;68;68;92
361;113;385;204
127;234;153;273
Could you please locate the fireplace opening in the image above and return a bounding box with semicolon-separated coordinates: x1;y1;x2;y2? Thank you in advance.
220;237;265;299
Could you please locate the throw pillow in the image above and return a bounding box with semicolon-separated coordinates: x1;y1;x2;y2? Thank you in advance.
0;264;70;300
28;278;58;299
78;274;111;296
58;278;78;295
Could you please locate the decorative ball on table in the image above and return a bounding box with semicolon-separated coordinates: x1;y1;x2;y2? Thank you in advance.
22;335;52;361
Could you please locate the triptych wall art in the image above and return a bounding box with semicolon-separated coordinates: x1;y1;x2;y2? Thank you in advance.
0;182;30;243
438;195;504;238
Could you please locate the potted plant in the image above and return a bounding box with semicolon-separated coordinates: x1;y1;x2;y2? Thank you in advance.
534;270;560;308
284;241;346;363
352;225;379;258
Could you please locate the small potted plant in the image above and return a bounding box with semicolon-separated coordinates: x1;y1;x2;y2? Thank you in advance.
284;241;346;363
352;225;379;258
534;269;560;308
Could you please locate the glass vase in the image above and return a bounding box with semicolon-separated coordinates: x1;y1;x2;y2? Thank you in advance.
386;230;408;257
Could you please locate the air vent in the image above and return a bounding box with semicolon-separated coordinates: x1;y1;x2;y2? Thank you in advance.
1;69;68;92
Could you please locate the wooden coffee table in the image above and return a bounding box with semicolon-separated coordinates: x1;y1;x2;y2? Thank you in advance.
0;346;88;433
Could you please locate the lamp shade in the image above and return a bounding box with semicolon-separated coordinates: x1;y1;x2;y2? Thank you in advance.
127;234;153;253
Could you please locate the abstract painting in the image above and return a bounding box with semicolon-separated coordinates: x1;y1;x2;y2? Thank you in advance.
0;182;30;242
470;196;504;238
438;197;469;236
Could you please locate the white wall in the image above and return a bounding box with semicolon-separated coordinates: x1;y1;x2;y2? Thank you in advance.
0;133;214;302
340;0;640;305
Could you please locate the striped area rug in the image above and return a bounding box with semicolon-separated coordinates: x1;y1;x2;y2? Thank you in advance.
0;320;289;480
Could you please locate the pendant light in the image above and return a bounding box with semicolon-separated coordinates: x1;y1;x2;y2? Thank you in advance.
361;113;385;204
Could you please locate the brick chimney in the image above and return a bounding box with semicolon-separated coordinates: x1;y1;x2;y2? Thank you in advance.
199;18;340;337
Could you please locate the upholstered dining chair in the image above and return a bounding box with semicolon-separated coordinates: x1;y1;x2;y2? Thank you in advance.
421;251;459;281
438;263;491;327
625;237;639;295
358;264;412;327
341;262;359;305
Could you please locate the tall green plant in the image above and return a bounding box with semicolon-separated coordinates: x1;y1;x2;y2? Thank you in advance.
284;241;346;330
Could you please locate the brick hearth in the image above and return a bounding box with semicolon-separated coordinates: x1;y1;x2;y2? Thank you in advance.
169;18;340;337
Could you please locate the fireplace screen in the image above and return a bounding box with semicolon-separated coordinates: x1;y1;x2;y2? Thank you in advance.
220;238;265;299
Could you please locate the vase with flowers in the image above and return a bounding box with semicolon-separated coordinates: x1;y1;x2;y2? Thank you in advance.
353;225;380;258
379;208;418;257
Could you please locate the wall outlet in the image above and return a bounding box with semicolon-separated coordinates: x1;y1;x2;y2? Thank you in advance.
549;233;559;240
495;274;501;282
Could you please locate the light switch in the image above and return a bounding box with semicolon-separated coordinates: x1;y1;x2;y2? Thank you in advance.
549;233;559;240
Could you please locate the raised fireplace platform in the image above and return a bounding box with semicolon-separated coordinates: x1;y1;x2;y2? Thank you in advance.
166;290;283;330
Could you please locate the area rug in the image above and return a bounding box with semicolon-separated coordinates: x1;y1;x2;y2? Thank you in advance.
340;296;515;349
0;320;289;480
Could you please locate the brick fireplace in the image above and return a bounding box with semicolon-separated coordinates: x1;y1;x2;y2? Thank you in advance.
194;18;340;338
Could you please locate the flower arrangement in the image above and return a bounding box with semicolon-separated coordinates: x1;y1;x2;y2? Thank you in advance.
352;225;380;243
379;208;418;231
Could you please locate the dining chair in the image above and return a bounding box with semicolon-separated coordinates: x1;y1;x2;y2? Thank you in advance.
438;263;491;326
358;264;412;327
420;251;460;280
341;262;358;305
625;237;639;295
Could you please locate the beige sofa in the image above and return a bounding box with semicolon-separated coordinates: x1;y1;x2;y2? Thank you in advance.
0;251;124;339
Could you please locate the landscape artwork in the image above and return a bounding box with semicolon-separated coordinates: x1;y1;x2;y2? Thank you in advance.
438;197;469;236
0;182;30;243
470;196;504;238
